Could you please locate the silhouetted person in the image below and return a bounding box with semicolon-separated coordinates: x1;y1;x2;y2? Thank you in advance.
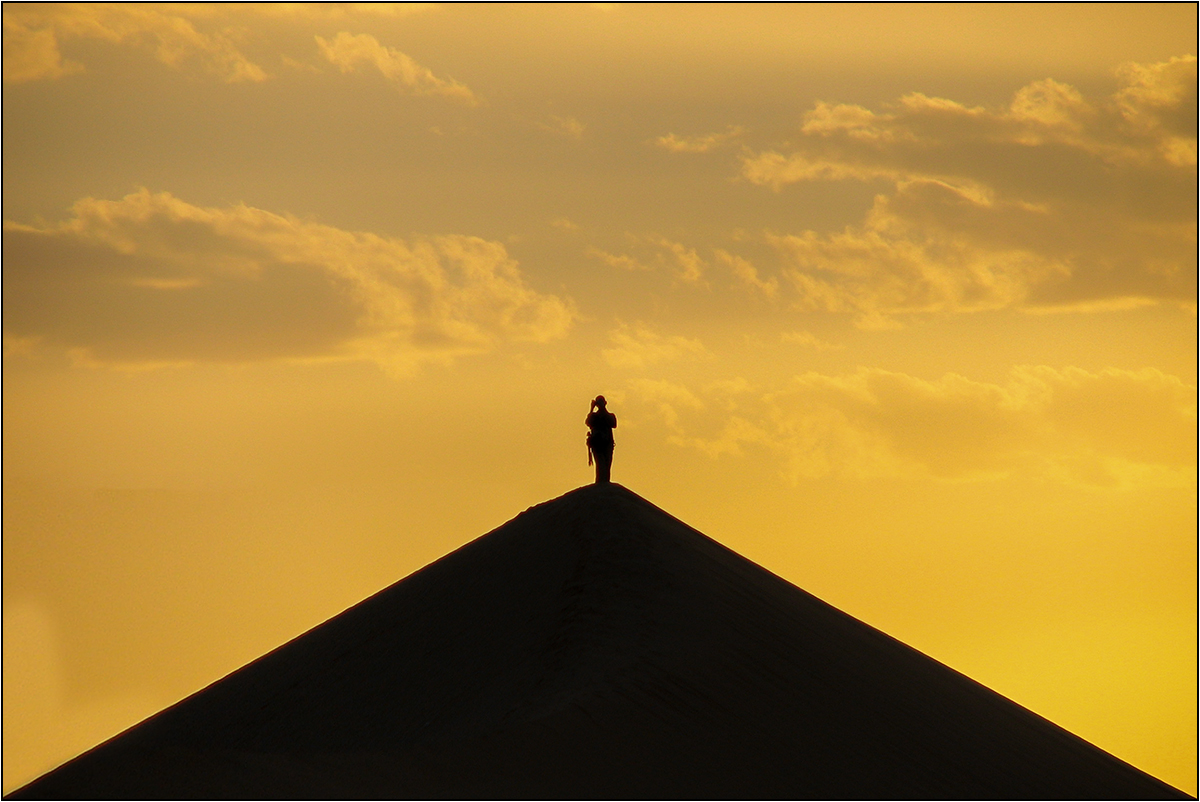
586;395;617;484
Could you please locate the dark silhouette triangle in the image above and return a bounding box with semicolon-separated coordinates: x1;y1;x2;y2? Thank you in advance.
10;484;1187;799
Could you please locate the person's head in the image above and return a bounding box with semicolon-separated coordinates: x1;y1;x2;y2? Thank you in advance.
593;395;607;409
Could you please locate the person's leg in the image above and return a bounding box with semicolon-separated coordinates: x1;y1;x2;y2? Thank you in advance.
595;447;613;483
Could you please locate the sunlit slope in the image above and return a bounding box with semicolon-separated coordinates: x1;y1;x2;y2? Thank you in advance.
10;484;1187;799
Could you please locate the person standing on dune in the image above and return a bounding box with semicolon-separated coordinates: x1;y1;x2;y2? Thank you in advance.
586;396;617;484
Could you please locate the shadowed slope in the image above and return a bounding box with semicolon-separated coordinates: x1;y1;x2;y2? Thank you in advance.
10;484;1188;799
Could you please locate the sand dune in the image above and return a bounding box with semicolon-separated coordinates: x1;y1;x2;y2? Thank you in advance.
9;483;1188;798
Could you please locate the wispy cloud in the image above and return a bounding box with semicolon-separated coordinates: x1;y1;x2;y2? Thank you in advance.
602;323;709;369
715;249;778;299
1114;55;1198;165
780;330;842;351
651;237;707;285
2;4;267;84
654;126;745;153
764;185;1073;327
540;115;586;139
2;3;446;85
2;15;82;83
738;58;1197;321
625;378;705;430
589;237;708;285
587;247;651;272
316;31;477;104
626;366;1197;487
3;190;573;374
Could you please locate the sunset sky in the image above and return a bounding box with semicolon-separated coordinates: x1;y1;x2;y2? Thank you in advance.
3;3;1196;794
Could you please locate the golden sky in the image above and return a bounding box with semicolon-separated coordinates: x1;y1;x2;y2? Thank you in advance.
3;3;1196;794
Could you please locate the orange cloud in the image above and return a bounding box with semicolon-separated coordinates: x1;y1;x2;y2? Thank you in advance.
651;237;707;285
654;126;746;153
1;15;82;83
587;247;651;272
539;115;585;139
1115;55;1198;165
625;378;705;431
2;3;449;85
316;31;476;104
765;184;1073;325
3;190;573;373
737;60;1197;320
588;237;708;285
2;4;267;84
780;331;842;351
626;366;1197;487
602;323;709;370
715;249;778;299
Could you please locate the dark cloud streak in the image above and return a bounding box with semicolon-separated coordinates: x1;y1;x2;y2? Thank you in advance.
3;228;359;364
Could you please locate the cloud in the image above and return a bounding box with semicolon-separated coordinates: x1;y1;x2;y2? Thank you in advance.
236;4;439;22
765;184;1074;326
625;366;1196;487
2;4;448;85
588;237;707;284
587;247;651;272
1007;78;1091;131
602;323;709;370
741;151;900;190
715;249;778;298
625;378;705;430
780;331;842;351
2;15;83;83
1114;55;1198;165
540;115;586;139
626;377;770;459
738;58;1197;321
654;126;745;153
2;4;267;84
316;31;476;104
2;190;574;374
651;237;707;285
799;101;914;142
